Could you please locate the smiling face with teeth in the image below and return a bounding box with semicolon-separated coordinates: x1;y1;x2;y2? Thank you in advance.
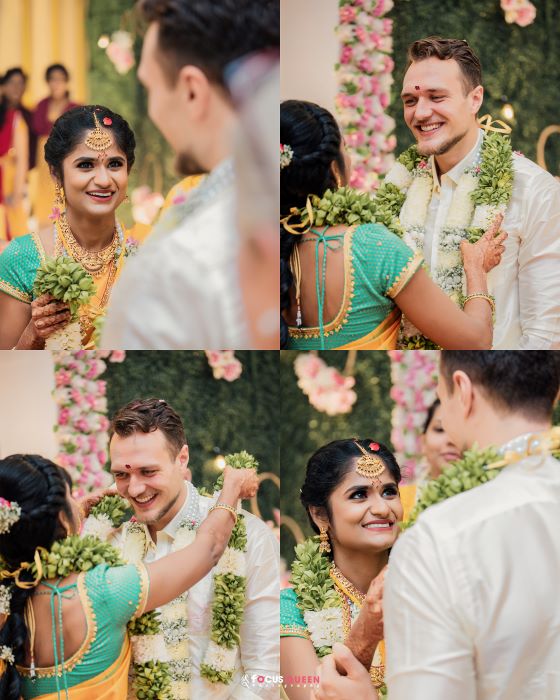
110;429;189;531
57;140;129;221
401;57;483;172
310;457;404;562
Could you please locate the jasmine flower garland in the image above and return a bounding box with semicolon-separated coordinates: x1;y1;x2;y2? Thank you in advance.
378;131;513;349
91;450;258;698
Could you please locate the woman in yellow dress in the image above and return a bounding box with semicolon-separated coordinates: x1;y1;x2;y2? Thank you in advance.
0;75;28;244
0;105;137;349
280;439;416;699
32;64;80;228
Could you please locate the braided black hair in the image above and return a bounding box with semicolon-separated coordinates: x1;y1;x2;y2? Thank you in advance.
0;455;74;700
300;438;401;552
280;100;347;347
44;105;136;182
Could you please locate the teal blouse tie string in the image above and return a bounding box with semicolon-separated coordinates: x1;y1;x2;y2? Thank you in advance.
41;578;79;700
306;226;344;349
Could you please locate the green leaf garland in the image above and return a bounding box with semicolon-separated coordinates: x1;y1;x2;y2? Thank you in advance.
33;256;96;317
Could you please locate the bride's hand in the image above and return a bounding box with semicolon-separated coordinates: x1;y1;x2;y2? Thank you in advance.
460;214;507;274
222;465;259;500
30;293;72;340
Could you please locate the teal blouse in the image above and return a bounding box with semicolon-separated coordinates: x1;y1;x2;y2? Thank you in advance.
20;563;148;698
0;233;45;304
280;587;309;639
287;223;423;349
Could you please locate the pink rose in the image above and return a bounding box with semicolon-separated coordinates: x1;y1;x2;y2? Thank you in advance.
358;58;373;73
340;45;353;64
110;350;126;363
223;361;242;382
59;408;71;426
514;2;536;26
379;92;390;109
339;6;357;23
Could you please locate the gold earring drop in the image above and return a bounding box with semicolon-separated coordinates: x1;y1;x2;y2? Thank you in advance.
319;526;331;554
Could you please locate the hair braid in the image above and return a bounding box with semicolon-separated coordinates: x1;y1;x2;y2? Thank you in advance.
279;100;346;347
0;455;74;700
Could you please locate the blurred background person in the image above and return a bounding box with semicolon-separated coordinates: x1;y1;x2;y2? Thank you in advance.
0;71;28;245
418;398;462;483
32;64;80;228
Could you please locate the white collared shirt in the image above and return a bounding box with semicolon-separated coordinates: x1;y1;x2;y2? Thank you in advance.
102;160;250;349
384;439;560;699
422;129;560;349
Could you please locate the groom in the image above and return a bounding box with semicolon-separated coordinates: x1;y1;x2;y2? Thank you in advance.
314;351;560;699
107;398;279;699
396;37;560;349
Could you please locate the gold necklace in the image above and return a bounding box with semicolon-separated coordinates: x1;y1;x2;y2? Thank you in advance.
56;214;118;278
330;564;385;688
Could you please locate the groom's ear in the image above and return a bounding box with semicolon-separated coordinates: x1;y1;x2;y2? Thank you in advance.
469;85;484;116
452;370;475;419
177;444;189;470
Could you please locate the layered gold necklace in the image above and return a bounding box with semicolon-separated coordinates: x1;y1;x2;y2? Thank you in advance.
330;564;385;688
56;213;118;278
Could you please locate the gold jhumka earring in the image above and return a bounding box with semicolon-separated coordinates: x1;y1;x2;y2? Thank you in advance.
319;526;331;554
354;440;385;487
54;183;66;209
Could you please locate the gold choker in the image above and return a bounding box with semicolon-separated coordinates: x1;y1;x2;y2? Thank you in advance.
56;214;118;277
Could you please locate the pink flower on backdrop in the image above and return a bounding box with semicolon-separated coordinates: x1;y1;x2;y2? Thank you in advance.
339;6;357;23
76;418;90;433
355;26;367;42
83;455;92;471
56;370;71;387
222;361;243;382
96;381;107;395
373;0;385;17
97;451;107;465
59;408;70;426
379;92;390;109
383;56;395;73
110;350;126;363
358;58;373;73
100;417;110;431
382;18;393;33
514;3;536;26
340;45;354;64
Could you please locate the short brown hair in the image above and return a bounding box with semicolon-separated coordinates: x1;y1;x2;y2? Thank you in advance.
406;37;482;95
110;398;186;458
137;0;279;87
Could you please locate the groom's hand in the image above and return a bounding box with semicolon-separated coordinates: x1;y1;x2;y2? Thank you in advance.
312;644;378;700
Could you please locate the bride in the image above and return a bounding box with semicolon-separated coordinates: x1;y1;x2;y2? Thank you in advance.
280;100;507;350
0;454;258;699
281;438;416;699
0;105;136;349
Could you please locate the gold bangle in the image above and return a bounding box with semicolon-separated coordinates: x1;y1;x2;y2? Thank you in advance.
463;293;495;314
209;503;238;524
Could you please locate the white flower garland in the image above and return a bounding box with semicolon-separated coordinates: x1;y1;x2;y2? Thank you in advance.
380;130;514;345
117;501;247;698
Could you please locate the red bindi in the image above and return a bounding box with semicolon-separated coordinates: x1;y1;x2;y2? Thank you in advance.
125;464;132;470
414;85;420;91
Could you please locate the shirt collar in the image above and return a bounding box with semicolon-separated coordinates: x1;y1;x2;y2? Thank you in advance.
431;128;484;191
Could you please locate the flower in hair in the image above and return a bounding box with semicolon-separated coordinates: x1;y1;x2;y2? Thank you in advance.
369;442;380;452
0;644;15;667
280;143;294;170
0;499;21;535
103;116;113;126
0;586;12;615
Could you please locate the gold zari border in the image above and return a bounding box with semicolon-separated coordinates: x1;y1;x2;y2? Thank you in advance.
288;225;356;339
280;624;309;639
386;252;424;299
